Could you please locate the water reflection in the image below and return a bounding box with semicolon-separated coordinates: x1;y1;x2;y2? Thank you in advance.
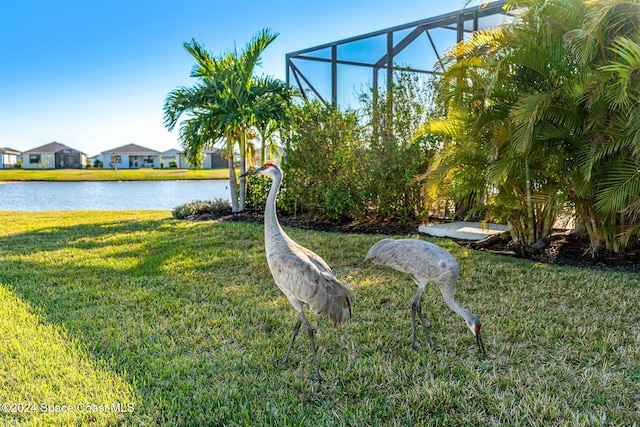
0;180;231;211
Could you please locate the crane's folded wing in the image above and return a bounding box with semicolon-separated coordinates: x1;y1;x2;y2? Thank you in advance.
267;250;351;326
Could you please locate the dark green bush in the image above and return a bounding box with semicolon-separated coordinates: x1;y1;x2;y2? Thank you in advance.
278;73;438;223
282;101;364;222
244;175;270;210
244;173;297;213
172;199;231;219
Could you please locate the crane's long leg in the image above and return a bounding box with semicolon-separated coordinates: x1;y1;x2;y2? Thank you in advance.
411;287;434;350
300;312;322;383
282;314;302;366
281;312;322;382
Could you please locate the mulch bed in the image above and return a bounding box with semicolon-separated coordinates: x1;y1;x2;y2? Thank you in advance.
187;210;640;274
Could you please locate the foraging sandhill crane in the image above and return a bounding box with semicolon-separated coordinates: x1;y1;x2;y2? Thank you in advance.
365;238;485;354
241;163;352;382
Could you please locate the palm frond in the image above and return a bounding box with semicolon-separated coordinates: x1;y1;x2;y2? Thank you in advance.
510;91;553;153
599;37;640;110
595;158;640;215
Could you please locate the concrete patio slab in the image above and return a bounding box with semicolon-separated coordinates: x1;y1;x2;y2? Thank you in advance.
418;221;508;241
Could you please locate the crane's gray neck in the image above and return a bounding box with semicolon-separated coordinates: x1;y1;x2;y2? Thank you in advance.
440;285;475;323
264;170;285;242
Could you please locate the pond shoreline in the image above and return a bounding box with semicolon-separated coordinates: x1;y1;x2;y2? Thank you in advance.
0;168;229;182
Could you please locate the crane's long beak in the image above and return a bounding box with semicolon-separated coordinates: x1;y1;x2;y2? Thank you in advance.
476;330;486;354
239;168;259;178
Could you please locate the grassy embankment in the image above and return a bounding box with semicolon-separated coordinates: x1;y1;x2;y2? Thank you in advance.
0;168;229;181
1;211;638;426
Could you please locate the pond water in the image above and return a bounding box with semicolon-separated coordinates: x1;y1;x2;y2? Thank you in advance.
0;180;231;211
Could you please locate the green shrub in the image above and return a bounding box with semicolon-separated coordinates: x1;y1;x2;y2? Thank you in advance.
283;101;364;222
244;173;297;213
172;199;231;219
244;175;271;210
281;74;438;223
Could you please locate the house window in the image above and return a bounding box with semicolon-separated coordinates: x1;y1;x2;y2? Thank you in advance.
29;154;41;164
143;156;154;165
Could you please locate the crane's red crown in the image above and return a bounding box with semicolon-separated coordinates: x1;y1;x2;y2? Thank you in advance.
262;162;279;170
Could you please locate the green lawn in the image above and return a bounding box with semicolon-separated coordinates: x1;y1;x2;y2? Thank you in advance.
0;168;229;181
0;211;638;426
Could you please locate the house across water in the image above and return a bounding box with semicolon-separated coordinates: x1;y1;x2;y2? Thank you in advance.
101;144;227;169
21;142;87;169
4;142;228;170
0;147;21;168
102;143;161;169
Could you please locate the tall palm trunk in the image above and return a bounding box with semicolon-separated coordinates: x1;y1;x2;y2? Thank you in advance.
260;138;267;164
226;132;240;212
238;128;248;211
524;160;536;245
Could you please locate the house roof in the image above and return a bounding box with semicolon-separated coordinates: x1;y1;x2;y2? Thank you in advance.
101;143;161;155
165;147;221;155
22;142;85;155
161;148;181;156
0;147;21;155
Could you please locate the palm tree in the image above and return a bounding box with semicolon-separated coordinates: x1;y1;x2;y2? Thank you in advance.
164;28;293;211
566;0;640;251
252;75;295;164
426;0;640;251
164;46;241;209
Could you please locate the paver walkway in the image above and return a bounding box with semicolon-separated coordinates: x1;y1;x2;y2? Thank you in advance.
418;221;507;241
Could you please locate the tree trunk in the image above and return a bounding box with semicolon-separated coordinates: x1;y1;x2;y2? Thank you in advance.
527;234;558;252
524;161;536;245
471;232;508;250
228;156;240;212
506;220;520;245
259;128;267;164
239;129;247;211
226;134;240;213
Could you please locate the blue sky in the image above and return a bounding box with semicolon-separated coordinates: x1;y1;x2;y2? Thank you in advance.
0;0;480;156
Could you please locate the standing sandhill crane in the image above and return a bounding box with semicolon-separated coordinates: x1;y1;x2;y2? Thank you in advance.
241;163;352;382
365;238;485;354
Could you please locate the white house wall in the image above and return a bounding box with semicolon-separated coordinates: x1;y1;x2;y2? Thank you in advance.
22;153;55;169
178;155;190;169
101;153;160;169
99;151;230;169
1;153;18;168
102;153;127;169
